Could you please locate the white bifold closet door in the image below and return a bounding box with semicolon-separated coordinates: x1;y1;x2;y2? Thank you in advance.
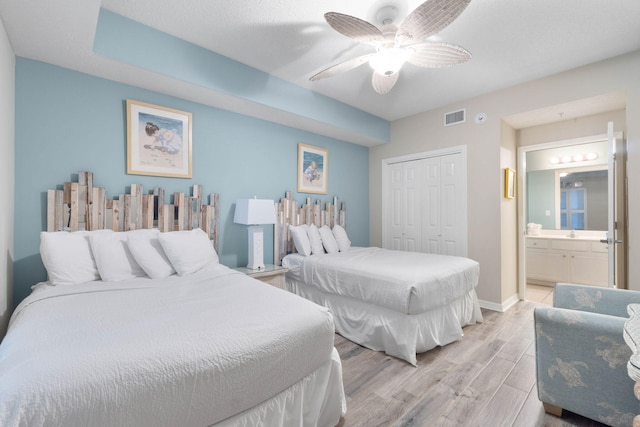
385;151;467;257
388;160;422;252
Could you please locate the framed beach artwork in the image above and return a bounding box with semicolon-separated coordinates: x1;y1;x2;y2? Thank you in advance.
297;143;328;194
126;100;193;178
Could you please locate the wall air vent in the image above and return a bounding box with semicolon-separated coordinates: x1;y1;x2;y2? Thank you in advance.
444;109;466;127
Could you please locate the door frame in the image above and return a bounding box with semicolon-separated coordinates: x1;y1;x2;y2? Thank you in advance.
381;145;468;255
517;132;625;300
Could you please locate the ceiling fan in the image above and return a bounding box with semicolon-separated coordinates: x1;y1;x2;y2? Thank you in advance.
310;0;472;94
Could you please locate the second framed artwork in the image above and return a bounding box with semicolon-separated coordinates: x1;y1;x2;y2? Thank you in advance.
297;143;328;194
126;99;193;178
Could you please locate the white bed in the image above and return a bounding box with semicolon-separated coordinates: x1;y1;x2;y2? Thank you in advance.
0;231;346;427
282;247;483;365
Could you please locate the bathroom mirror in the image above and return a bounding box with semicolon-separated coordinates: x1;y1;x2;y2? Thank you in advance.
525;141;608;231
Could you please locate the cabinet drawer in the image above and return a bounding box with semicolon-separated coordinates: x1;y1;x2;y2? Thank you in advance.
552;240;589;251
526;238;549;249
590;242;609;253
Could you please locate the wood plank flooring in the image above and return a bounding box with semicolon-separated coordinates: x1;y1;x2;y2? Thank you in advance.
335;301;608;427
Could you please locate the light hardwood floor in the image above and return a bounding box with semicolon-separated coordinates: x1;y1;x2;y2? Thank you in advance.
525;284;554;306
335;300;607;427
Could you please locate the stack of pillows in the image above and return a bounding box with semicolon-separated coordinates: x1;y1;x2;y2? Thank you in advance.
288;223;351;256
39;228;219;285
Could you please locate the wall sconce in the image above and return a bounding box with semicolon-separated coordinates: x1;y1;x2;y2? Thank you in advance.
234;198;276;270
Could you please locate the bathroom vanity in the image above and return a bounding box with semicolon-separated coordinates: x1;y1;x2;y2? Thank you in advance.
526;233;608;287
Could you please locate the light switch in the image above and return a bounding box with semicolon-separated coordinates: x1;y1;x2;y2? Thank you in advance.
545;210;551;216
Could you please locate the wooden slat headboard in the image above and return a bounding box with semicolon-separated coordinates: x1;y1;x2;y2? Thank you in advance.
273;191;346;266
47;171;220;251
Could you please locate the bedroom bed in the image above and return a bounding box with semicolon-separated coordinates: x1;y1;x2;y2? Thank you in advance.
0;173;346;427
274;192;482;366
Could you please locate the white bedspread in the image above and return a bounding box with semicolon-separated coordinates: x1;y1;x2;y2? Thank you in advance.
0;264;338;427
284;247;480;314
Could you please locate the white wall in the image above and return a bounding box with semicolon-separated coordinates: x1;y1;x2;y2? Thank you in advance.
0;18;15;338
500;121;517;304
371;50;640;306
519;110;626;147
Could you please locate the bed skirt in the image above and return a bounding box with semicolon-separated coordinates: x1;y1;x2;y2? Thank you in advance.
215;348;345;427
286;278;483;366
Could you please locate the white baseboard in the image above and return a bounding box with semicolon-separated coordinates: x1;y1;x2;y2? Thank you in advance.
479;294;520;313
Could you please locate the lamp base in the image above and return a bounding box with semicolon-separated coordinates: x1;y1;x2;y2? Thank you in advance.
246;225;265;270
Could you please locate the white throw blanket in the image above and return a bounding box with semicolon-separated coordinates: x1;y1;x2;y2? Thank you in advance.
0;264;337;427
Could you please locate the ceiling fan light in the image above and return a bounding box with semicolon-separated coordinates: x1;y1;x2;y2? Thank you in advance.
369;48;409;76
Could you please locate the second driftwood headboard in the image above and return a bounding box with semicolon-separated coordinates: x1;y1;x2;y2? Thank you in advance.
273;191;346;266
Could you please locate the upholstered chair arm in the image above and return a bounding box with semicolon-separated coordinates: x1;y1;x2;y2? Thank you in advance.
553;283;640;318
534;306;637;426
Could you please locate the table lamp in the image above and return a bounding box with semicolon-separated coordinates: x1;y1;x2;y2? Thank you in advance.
234;198;276;270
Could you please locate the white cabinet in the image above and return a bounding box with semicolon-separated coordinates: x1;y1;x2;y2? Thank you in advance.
526;238;608;287
526;239;569;282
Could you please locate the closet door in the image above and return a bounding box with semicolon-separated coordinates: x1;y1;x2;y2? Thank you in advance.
422;157;441;253
439;153;466;256
384;149;467;257
421;153;466;257
387;160;422;251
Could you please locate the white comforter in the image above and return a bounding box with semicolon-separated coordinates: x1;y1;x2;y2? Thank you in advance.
0;264;337;427
284;247;480;314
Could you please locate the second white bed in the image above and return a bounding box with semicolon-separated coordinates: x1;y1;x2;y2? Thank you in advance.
283;247;483;365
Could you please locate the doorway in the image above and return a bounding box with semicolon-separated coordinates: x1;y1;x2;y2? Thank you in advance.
517;131;627;303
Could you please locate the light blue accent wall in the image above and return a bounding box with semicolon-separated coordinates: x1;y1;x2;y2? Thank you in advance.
93;9;389;143
14;58;369;305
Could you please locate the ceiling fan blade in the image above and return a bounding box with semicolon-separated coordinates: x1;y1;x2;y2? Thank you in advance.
371;71;400;95
324;12;385;45
310;54;374;81
396;0;471;46
406;42;471;68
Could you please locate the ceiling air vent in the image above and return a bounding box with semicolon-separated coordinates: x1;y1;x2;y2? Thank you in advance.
444;109;466;127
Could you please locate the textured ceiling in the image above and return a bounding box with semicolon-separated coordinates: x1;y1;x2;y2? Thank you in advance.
1;0;638;134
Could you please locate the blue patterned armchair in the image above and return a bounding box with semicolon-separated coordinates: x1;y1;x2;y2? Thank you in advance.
534;283;640;426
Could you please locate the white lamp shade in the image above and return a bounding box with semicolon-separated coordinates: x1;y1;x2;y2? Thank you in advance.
234;199;276;225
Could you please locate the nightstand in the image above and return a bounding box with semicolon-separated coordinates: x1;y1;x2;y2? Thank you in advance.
233;264;289;289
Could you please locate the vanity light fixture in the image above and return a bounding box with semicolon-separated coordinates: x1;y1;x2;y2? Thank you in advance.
549;152;599;165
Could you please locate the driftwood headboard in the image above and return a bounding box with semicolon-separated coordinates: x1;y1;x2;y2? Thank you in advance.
46;171;220;251
273;191;346;266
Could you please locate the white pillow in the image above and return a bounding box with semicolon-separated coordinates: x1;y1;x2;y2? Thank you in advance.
158;228;219;276
89;230;149;282
319;225;339;254
40;231;101;285
307;224;324;255
289;224;311;256
333;224;351;252
128;229;176;279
